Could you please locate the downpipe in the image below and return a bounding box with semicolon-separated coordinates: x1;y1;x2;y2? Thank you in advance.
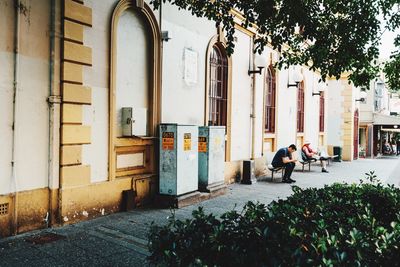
45;0;59;228
250;39;256;160
11;0;21;235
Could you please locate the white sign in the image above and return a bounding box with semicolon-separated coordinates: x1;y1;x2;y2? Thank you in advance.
184;48;198;85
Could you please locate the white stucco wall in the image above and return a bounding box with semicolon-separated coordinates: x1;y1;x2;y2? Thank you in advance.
161;4;215;125
230;31;252;161
327;79;344;147
253;59;265;158
360;80;375;123
275;68;297;148
302;69;324;146
0;1;50;194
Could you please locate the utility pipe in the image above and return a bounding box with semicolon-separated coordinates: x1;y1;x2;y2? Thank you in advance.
46;0;59;228
11;0;21;235
250;37;256;160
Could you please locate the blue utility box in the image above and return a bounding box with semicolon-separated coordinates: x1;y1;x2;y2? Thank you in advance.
159;124;198;196
198;126;225;191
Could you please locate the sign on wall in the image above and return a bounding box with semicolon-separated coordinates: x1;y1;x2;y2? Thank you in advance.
184;48;198;86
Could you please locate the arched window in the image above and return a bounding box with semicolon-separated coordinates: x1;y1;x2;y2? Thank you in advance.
208;44;228;126
265;65;276;133
297;81;305;133
319;93;325;132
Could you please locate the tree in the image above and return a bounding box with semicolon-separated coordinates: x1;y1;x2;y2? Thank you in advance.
151;0;400;90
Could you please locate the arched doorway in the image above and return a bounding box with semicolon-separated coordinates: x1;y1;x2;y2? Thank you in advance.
108;0;161;205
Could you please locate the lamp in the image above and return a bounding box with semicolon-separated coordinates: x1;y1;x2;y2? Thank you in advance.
161;31;171;42
248;53;267;75
355;91;368;102
312;82;327;96
287;66;304;87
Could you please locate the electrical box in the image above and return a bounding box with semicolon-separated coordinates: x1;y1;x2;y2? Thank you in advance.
198;126;225;191
121;107;148;136
159;124;198;196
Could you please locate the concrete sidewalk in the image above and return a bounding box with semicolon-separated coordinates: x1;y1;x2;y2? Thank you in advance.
1;157;399;267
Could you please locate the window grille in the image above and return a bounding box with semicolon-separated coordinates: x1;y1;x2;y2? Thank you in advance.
297;81;305;132
208;44;228;126
265;66;276;133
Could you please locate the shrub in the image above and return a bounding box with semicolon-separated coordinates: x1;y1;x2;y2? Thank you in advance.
148;173;400;266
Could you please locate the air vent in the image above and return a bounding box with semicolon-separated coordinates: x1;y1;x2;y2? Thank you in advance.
0;203;9;215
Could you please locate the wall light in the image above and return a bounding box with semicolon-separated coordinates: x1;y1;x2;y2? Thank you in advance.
287;66;303;87
355;91;368;103
248;53;267;75
161;31;171;42
312;82;327;96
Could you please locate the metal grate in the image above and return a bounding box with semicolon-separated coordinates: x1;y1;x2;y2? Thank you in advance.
0;203;9;215
25;232;65;245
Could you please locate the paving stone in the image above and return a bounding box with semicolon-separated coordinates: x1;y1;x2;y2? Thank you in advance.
105;250;148;267
0;157;398;266
72;234;131;257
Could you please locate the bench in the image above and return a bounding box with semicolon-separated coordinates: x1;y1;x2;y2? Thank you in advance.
267;164;284;181
298;151;317;172
298;157;317;171
264;153;284;182
326;154;338;165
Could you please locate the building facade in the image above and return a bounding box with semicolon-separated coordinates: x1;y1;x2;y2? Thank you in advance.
0;0;332;237
360;77;400;157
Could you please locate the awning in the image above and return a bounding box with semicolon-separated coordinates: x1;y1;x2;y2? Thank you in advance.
381;128;400;133
372;113;400;126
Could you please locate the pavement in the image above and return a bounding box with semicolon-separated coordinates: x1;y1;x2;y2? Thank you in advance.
1;156;400;267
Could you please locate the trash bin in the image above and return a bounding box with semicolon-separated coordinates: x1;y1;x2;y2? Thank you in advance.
333;146;342;162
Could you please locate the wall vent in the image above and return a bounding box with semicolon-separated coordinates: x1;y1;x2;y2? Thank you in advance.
0;203;9;215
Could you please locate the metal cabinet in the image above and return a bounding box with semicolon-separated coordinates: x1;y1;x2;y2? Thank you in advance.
198;126;225;191
159;124;198;196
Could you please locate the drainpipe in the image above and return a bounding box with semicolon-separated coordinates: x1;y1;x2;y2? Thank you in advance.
250;38;256;160
11;0;21;235
46;0;60;228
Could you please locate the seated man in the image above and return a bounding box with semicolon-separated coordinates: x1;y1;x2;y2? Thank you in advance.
271;144;297;183
302;141;329;173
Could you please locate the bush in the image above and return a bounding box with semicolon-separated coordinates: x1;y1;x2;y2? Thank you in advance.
148;173;400;266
